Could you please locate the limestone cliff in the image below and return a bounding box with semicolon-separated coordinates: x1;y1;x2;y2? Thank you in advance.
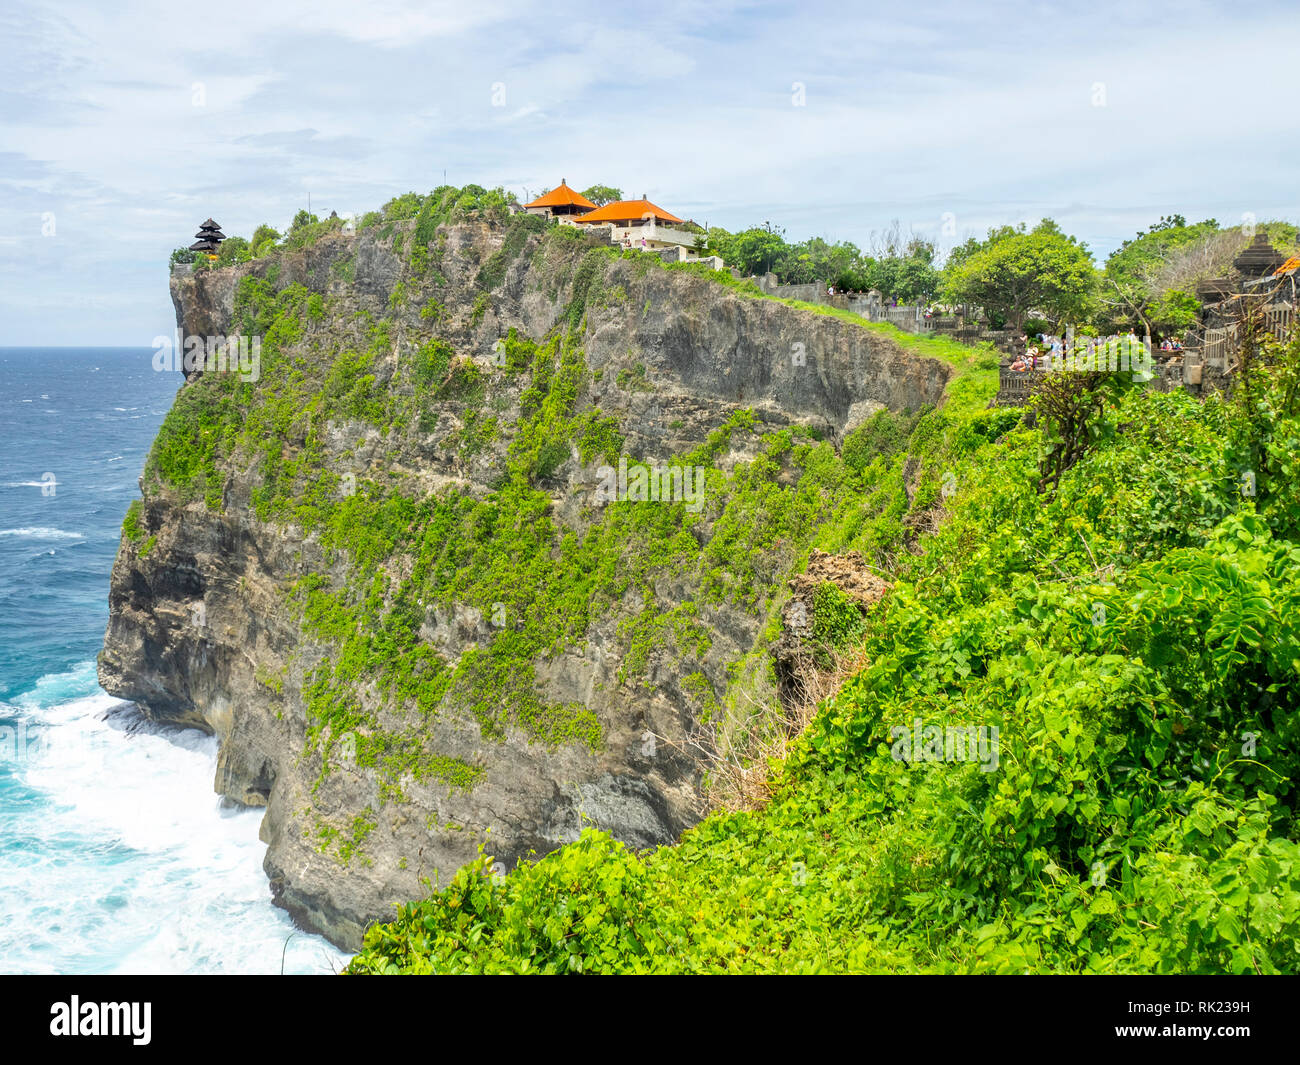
99;207;954;949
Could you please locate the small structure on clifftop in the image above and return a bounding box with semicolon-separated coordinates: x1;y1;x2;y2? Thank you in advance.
188;218;226;258
573;194;713;261
1196;232;1288;305
574;195;687;248
1233;231;1287;278
523;180;597;222
524;179;719;266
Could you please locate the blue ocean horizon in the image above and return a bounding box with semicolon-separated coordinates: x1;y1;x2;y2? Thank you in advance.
0;347;346;974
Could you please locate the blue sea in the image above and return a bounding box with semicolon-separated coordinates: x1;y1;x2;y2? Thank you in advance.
0;348;346;974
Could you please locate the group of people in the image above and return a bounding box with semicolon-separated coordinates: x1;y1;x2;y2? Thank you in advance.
1008;332;1072;372
1006;331;1167;373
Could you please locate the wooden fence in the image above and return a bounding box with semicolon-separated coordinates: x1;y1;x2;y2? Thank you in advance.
994;369;1048;406
1202;302;1294;369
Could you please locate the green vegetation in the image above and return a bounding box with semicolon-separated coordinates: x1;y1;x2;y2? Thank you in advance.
153;186;1300;967
476;213;545;290
144;202;981;870
251;224;280;257
282;210;335;251
171;178;1298;362
170;184;520;276
684;207;1299;345
122;499;144;542
348;325;1300;974
215;235;251;267
580;184;623;207
934;213;1299;339
700;221;940;302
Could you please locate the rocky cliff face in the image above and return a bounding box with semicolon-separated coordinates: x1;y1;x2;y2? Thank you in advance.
99;212;953;949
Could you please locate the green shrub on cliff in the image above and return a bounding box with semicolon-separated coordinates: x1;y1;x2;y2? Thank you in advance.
215;236;251;266
476;212;546;291
121;499;144;542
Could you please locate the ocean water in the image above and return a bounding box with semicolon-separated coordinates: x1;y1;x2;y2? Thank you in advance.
0;347;347;974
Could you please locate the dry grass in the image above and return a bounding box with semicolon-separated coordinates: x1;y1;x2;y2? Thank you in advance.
903;499;948;541
676;642;872;814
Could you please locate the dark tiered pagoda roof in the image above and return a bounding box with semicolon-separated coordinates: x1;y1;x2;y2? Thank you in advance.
1233;232;1285;278
189;218;226;253
1196;234;1289;304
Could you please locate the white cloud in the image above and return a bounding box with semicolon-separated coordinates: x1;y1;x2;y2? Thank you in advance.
277;0;511;47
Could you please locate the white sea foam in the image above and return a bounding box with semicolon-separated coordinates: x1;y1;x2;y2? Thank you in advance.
0;527;82;539
0;663;349;975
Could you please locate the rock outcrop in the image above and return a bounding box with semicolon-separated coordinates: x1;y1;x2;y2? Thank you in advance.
100;214;953;949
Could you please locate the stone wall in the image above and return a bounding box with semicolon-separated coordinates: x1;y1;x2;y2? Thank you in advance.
745;272;1022;354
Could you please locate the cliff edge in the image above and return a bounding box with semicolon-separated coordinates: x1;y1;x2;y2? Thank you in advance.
99;205;955;949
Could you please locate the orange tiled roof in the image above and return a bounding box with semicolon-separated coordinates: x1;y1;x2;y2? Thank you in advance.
1275;255;1300;276
523;181;597;210
575;198;685;225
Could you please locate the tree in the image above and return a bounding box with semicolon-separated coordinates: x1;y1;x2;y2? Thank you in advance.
944;220;1097;329
250;224;279;257
1034;370;1128;495
381;193;424;221
942;224;1022;277
773;237;856;286
289;209;319;236
695;217;970;304
1147;289;1201;334
701;226;734;261
868;238;939;302
1102;217;1300;338
722;224;789;276
801;237;862;287
215;235;251;266
581;185;623;206
1101;216;1220;335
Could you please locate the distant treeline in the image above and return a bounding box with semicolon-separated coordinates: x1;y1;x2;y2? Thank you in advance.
172;184;1299;340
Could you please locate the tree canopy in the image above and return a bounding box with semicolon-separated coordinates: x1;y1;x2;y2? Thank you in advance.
699;222;939;301
942;220;1097;329
250;224;279;257
581;185;623;206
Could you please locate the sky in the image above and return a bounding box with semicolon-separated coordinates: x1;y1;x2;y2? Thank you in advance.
1;0;1297;344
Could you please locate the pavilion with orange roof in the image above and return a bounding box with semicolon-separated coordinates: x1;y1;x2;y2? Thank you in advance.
522;179;597;221
573;196;685;228
573;192;706;258
523;179;723;268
